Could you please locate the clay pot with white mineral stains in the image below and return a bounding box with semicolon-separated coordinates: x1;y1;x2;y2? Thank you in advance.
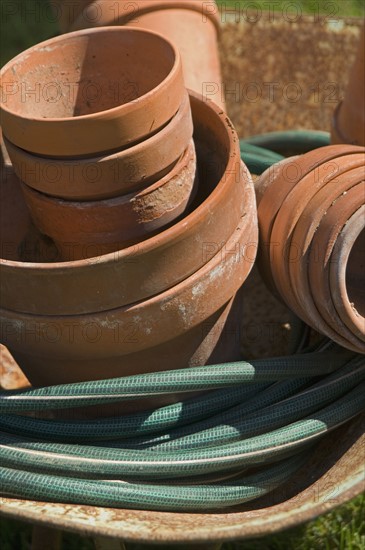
1;92;251;316
70;0;225;110
4;92;193;200
0;94;258;412
2;211;256;387
20;140;198;261
331;24;365;146
256;145;365;353
0;27;185;156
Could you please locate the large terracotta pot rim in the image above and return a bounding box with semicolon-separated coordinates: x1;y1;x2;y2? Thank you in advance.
257;146;364;298
1;200;258;357
3;92;193;200
0;92;240;271
258;145;364;233
1;27;185;156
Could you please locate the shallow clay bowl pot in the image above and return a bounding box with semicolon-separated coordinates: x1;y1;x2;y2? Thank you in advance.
0;92;251;315
0;27;185;157
21;140;197;261
70;1;224;109
3;92;193;200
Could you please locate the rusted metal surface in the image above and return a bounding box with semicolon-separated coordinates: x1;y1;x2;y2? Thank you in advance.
220;13;363;136
1;11;364;544
0;413;364;543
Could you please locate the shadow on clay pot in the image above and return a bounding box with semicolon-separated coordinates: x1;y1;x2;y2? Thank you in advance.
1;27;185;156
0;93;258;414
4;92;193;200
70;0;225;110
20;140;198;261
1;92;252;316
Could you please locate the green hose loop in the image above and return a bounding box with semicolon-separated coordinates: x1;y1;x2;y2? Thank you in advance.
1;381;364;481
243;130;330;156
0;351;353;413
0;453;308;512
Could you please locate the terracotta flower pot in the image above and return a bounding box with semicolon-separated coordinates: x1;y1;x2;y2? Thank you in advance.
331;25;365;146
256;145;365;353
70;0;225;110
3;92;193;200
20;140;198;261
0;205;257;404
1;92;251;316
0;27;185;156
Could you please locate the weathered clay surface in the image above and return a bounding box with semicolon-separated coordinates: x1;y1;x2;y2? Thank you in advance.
4;92;194;200
329;204;365;341
20;140;198;261
1;203;257;377
1;27;185;156
256;145;365;353
0;93;249;315
70;1;224;109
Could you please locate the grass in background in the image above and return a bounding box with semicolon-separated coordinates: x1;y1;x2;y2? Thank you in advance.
217;0;365;17
0;0;364;548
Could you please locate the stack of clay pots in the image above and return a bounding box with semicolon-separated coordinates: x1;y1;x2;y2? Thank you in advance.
0;27;258;414
52;0;224;109
331;24;365;146
2;27;198;261
256;145;365;354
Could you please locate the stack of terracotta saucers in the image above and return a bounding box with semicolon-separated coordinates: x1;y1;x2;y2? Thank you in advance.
256;145;365;354
0;27;258;413
1;27;197;261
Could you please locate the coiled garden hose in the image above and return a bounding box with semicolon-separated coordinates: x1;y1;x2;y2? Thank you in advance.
240;130;330;174
0;130;363;512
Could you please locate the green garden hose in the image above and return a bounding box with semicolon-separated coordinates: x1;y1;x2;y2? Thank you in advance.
243;129;331;155
0;130;363;512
